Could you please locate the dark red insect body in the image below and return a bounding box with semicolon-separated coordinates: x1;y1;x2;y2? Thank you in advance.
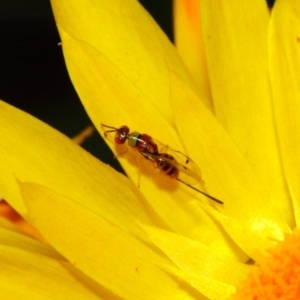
101;124;223;204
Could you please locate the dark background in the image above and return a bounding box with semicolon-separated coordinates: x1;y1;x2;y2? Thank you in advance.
0;0;174;173
0;0;274;172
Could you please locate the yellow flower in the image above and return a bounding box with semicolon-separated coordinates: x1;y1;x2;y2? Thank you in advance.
174;0;300;298
0;0;298;299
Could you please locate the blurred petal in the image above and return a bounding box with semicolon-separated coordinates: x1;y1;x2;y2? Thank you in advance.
173;0;212;110
0;225;105;299
21;181;201;299
269;0;300;227
163;265;235;299
201;0;293;226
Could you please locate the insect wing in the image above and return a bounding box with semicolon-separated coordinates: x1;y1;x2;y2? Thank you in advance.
172;155;204;185
166;153;204;186
141;152;203;186
149;138;204;186
162;144;204;186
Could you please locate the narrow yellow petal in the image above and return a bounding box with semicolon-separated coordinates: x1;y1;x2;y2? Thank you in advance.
170;71;291;258
0;227;105;299
269;0;300;227
141;224;249;285
173;0;213;110
201;0;293;225
51;0;197;126
54;29;184;149
162;265;236;300
21;181;200;299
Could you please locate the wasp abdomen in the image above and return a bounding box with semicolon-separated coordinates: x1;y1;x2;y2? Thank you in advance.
155;153;179;179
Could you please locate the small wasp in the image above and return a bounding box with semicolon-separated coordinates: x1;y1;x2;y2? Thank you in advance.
101;124;223;204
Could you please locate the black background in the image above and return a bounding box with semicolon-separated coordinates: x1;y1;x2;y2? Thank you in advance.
0;0;174;173
0;0;274;172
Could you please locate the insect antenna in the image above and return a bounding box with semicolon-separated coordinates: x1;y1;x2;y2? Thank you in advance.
176;178;224;204
101;124;119;136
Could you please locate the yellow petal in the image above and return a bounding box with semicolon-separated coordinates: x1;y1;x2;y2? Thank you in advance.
0;218;64;260
48;32;230;246
201;0;293;225
51;0;197;125
50;0;197;209
50;0;214;209
0;100;155;239
162;265;236;300
49;0;290;261
50;0;229;242
141;224;249;284
269;0;300;226
170;71;291;258
21;181;201;299
173;0;213;110
0;226;104;299
232;229;300;299
0;99;224;256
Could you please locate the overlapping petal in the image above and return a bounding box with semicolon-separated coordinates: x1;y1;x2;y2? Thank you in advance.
51;0;247;256
269;0;300;227
50;0;293;261
0;221;103;299
157;235;247;287
0;100;153;240
0;97;244;298
201;0;293;227
51;0;197;126
2;0;298;298
20;181;203;299
173;0;212;110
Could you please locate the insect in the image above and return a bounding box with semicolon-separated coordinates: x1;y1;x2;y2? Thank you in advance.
101;124;223;204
